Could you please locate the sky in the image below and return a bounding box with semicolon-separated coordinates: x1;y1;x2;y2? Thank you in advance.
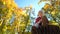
15;0;45;17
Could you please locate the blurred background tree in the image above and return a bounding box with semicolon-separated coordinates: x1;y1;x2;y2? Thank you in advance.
0;0;35;34
38;0;60;26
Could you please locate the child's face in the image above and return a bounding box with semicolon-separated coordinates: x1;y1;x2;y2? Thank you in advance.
38;12;43;17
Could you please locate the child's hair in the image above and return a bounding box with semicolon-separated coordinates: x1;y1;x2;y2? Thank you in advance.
38;10;43;13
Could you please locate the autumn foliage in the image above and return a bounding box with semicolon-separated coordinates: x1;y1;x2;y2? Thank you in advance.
0;0;31;34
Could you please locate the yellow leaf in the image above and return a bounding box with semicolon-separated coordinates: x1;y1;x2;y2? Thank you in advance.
20;24;25;26
44;4;50;10
51;23;59;26
3;1;5;5
49;5;53;10
48;11;51;14
0;20;2;26
23;14;28;17
55;1;59;6
2;29;6;31
51;10;55;15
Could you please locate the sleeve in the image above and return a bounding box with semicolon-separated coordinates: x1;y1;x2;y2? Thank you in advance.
35;17;41;23
42;16;49;24
33;17;42;28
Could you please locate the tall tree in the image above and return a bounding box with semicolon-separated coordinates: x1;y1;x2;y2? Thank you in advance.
38;0;60;26
0;0;32;34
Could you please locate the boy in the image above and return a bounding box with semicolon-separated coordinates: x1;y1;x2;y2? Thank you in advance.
34;10;44;28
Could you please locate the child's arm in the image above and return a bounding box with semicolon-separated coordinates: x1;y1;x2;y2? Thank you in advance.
34;18;42;28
